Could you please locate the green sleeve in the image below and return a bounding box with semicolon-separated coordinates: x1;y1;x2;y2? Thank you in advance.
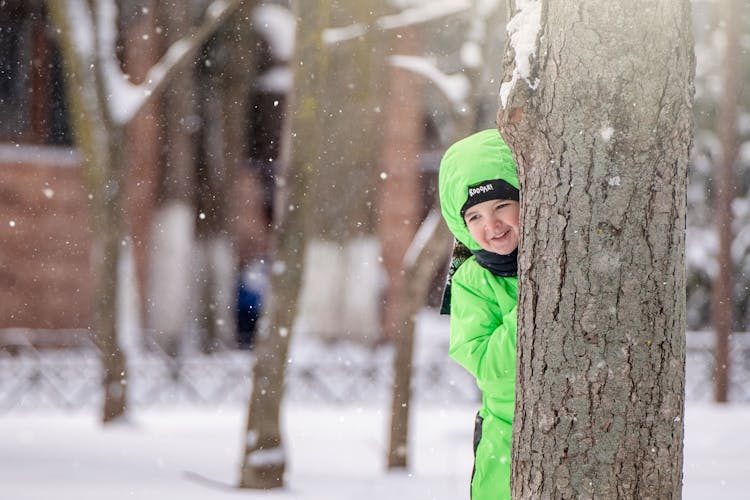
448;272;517;399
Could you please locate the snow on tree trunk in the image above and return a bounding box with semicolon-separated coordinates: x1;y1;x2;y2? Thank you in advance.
295;240;345;339
117;240;142;360
296;237;382;344
340;237;383;342
147;201;196;354
498;0;694;497
194;236;236;349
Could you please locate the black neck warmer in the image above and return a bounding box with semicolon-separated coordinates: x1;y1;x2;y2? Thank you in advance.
473;248;518;277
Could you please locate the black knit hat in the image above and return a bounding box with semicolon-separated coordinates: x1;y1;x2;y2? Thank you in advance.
460;178;519;218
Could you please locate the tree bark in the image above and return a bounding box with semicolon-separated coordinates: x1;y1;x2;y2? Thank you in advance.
498;1;694;497
712;0;740;404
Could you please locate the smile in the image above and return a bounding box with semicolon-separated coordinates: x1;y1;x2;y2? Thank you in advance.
491;230;509;241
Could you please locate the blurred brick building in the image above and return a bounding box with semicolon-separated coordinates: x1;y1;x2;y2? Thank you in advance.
0;1;280;344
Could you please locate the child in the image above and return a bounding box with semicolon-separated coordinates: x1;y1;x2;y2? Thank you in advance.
438;128;519;500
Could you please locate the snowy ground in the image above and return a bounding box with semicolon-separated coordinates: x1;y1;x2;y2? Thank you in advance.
2;311;748;498
1;402;748;499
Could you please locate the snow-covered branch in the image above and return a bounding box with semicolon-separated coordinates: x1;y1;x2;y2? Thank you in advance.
388;55;469;112
403;209;446;269
95;0;141;126
323;0;471;45
99;0;243;125
323;23;367;45
378;0;471;31
66;0;95;59
253;4;296;62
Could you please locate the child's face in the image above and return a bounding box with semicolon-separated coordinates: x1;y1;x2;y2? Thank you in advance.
463;198;520;255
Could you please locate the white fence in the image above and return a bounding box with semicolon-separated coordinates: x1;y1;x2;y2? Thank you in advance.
0;325;748;411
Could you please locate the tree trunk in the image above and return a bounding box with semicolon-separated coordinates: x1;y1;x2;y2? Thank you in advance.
193;0;258;352
387;211;452;468
46;1;129;423
48;0;244;422
378;25;423;344
712;0;740;404
147;0;198;357
96;125;129;422
498;1;694;497
238;0;328;488
380;25;425;469
121;1;160;339
383;0;507;467
195;39;229;352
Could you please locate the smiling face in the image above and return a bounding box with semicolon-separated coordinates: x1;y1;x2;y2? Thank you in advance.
463;198;520;255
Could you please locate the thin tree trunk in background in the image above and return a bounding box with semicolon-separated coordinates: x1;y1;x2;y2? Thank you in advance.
161;2;198;209
387;211;452;469
195;42;228;352
712;0;740;404
46;1;129;423
380;26;423;467
97;126;129;421
216;0;259;350
48;0;242;423
148;0;198;357
499;0;693;497
122;1;160;332
384;0;506;468
195;0;258;352
196;65;231;352
378;25;423;343
238;0;328;488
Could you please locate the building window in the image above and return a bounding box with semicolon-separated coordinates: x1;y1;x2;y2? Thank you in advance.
0;0;71;145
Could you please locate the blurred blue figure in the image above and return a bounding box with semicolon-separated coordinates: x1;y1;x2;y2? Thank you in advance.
236;260;267;349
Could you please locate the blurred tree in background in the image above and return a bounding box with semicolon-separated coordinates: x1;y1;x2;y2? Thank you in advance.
46;0;243;422
688;0;749;336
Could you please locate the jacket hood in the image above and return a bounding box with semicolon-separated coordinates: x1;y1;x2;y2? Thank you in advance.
438;129;519;251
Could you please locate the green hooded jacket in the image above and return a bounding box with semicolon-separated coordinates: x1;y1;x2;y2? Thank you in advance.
438;129;519;500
